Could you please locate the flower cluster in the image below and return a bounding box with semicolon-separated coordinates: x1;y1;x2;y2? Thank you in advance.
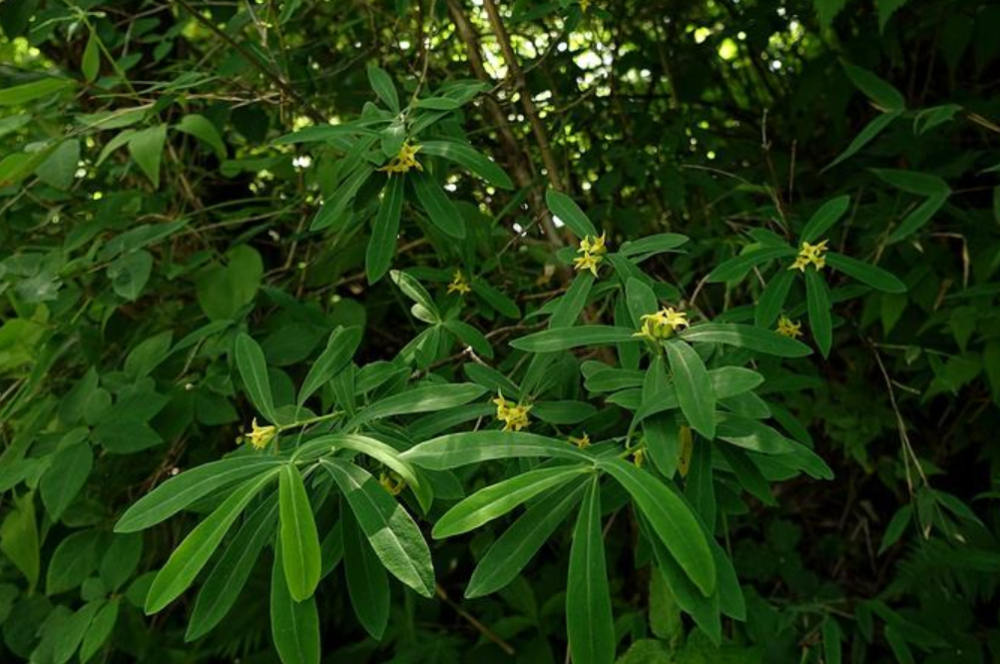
241;418;276;450
572;232;608;277
777;315;803;339
378;141;423;175
493;391;532;432
789;239;829;272
447;269;472;295
634;306;689;341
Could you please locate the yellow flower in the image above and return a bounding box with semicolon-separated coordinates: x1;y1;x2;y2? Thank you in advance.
447;269;472;295
243;418;276;450
493;391;532;432
776;315;803;339
379;471;406;496
377;141;423;175
789;239;829;272
633;306;689;341
573;252;603;277
573;233;608;277
568;433;591;449
579;233;607;256
632;447;646;468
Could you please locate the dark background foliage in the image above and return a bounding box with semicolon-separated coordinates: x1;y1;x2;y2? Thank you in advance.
1;0;999;662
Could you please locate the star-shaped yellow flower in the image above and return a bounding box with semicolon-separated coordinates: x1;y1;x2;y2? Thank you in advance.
789;239;829;272
573;252;603;277
493;391;532;432
634;307;689;341
568;433;591;449
378;141;423;175
447;269;472;295
776;315;803;339
243;418;276;450
573;233;608;277
379;471;406;496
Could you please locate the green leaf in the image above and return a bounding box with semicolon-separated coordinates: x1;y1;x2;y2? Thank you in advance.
550;272;594;328
402;431;593;470
545;188;598;238
367;65;400;113
279;465;322;602
271;538;321;664
618;234;689;258
187;498;278;641
327;433;421;490
0;492;39;591
235;332;277;422
842;63;905;111
800;195;850;243
625;278;658;328
144;469;280;614
665;341;716;440
420;140;513;189
716;418;800;454
706;246;795;283
366;175;405;284
466;478;588;598
345;383;486;429
878;505;912;555
876;0;909;32
433;466;590;539
823;617;843;664
805;270;832;357
298;326;363;405
510;325;635;352
814;0;847;30
82;31;100;82
40;441;92;521
128;124;167;188
107;250;153;301
0;77;74;106
196;244;263;320
391;270;439;319
175;114;226;160
679;323;812;357
411;169;465;238
566;476;615;664
874;168;949;196
598;458;715;596
342;508;390;639
826;253;906;293
824;110;902;171
887;191;949;243
79;601;118;663
320;459;434;597
47;530;102;595
36;138;80;189
311;165;374;231
115;457;281;532
755;269;795;328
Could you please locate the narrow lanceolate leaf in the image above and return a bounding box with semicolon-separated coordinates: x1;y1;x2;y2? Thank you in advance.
800;195;851;243
509;326;636;353
186;496;279;641
115;457;282;533
825;253;906;293
311;165;373;231
298;326;363;406
549;272;594;328
599;458;715;596
366;65;399;113
235;332;276;422
402;431;593;470
433;466;590;539
679;323;812;358
279;465;322;602
420;140;513;189
366;175;405;284
466;479;589;598
823;110;902;172
567;477;615;664
706;246;795;283
665;341;716;440
328;433;421;490
145;469;280;614
320;459;434;597
345;383;486;429
342;508;390;639
755;269;795;328
843;62;906;111
271;539;321;664
805;269;833;358
545;189;598;238
411;170;465;238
